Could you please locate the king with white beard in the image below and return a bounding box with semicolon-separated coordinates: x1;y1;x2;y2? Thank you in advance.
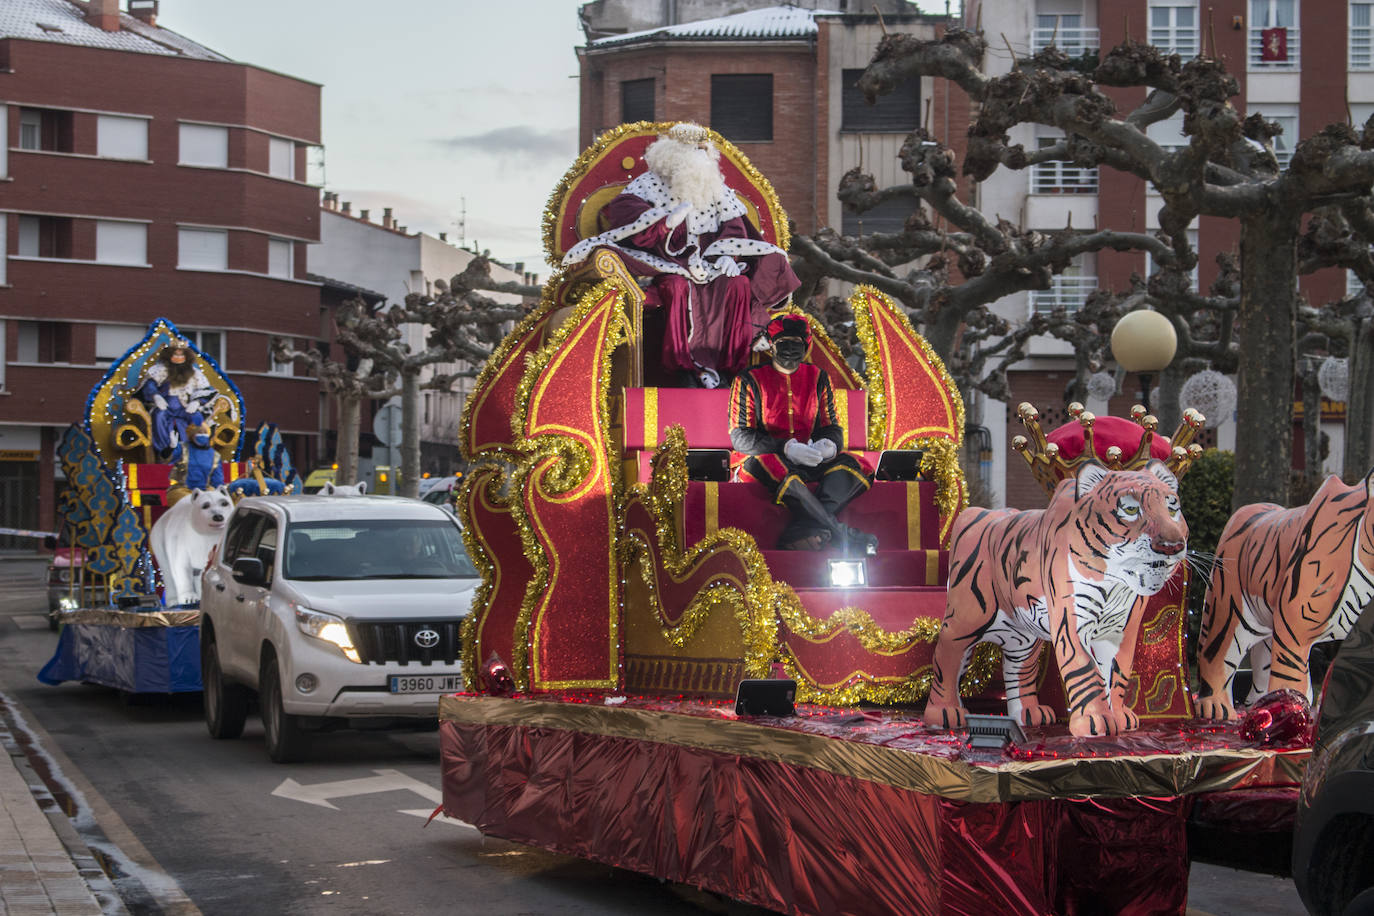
562;123;799;387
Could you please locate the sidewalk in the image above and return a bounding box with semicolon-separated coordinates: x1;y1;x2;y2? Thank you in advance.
0;712;118;916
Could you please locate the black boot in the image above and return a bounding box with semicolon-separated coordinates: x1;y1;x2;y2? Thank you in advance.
817;465;878;554
778;477;877;555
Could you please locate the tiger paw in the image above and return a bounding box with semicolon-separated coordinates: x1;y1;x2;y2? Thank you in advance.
1019;705;1057;727
923;703;967;730
1111;706;1140;732
1196;697;1236;721
1068;710;1120;737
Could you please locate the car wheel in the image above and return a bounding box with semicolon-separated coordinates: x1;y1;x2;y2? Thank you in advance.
261;655;308;763
201;632;247;739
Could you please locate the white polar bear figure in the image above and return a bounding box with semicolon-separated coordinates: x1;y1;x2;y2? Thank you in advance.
150;486;234;607
322;481;367;496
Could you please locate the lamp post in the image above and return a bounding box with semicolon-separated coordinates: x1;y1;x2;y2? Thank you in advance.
1110;310;1178;414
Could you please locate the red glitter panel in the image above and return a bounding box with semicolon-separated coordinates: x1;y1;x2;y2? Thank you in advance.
463;468;532;679
855;289;960;446
464;312;553;456
520;288;623;687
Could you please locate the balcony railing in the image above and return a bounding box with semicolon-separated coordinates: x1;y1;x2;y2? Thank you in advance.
1029;160;1099;194
1030;27;1100;57
1031;276;1097;313
1148;27;1199;58
1249;26;1301;70
1352;24;1373;69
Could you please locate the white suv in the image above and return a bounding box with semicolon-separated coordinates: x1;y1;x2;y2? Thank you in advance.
199;495;476;762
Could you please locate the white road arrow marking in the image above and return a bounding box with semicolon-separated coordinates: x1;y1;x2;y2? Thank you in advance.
398;809;476;830
272;769;441;810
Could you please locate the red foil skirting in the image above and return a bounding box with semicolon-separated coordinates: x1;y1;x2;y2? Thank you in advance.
440;696;1305;915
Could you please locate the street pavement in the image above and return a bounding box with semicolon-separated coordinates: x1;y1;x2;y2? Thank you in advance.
0;556;1308;915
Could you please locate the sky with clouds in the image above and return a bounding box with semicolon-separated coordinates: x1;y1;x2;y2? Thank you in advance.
157;0;588;275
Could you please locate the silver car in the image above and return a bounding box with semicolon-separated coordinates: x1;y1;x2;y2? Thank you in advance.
199;495;476;762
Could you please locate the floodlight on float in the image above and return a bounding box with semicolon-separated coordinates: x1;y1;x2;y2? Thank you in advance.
827;558;867;588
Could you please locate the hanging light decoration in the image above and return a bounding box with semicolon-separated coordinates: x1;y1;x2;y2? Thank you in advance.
1179;370;1237;427
1318;357;1350;403
1086;371;1117;402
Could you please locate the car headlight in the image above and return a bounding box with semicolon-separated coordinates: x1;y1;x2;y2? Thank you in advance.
294;606;360;663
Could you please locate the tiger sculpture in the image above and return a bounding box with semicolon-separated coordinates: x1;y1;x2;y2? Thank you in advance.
924;460;1188;738
1197;469;1374;720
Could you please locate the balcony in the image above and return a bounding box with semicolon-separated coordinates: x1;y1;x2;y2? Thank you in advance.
1249;27;1301;70
1031;275;1097;313
1148;27;1199;58
1029;160;1099;194
1030;27;1100;57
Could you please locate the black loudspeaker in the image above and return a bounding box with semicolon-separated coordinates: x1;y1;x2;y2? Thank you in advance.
734;679;797;717
965;713;1027;748
685;449;731;481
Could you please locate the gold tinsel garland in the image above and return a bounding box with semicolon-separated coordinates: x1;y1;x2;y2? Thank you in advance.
540;121;791;270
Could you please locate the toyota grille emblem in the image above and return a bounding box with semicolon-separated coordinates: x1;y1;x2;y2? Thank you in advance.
414;629;441;649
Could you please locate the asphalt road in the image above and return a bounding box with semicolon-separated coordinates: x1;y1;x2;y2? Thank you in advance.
0;565;1306;915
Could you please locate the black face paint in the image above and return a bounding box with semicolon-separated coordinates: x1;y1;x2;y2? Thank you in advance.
773;338;806;372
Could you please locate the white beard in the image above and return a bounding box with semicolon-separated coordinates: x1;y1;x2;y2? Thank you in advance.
645;139;733;211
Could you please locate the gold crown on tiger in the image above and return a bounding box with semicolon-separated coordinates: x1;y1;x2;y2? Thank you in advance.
666;122;710;144
1012;402;1207;496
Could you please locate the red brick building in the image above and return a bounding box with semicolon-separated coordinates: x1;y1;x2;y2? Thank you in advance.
577;2;958;240
0;0;322;540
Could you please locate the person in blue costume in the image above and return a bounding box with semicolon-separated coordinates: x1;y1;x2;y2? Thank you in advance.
182;424;224;490
138;340;216;462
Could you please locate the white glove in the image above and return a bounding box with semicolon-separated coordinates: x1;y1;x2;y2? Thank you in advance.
186;401;203;415
752;334;773;352
153;395;169;411
784;438;823;467
716;256;743;278
810;438;837;462
665;203;692;229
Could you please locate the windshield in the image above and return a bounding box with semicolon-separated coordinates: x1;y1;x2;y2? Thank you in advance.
284;518;477;580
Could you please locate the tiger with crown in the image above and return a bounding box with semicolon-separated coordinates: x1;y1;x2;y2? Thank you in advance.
924;460;1188;738
1197;468;1374;720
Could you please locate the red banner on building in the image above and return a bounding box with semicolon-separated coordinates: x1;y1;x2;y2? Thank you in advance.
1261;26;1288;61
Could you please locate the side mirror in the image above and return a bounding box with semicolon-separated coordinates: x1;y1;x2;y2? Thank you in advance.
231;557;267;587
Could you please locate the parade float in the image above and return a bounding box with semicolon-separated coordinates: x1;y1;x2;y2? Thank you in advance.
38;318;301;695
437;123;1316;915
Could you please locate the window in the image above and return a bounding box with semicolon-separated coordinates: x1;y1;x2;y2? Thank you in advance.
16;215;73;259
841;197;914;237
183;329;225;367
95;325;145;364
620;78;655;123
0;105;8;179
841;68;920;132
1146;112;1189;154
1150;1;1199;56
1353;3;1373;69
1249;0;1299;70
95;221;147;265
710;74;772;142
96;116;148;160
178;123;229;167
1144;230;1200;291
19;109;40;150
0;218;5;286
178;228;228;270
1348;269;1365;297
223;512;265;565
1251;105;1297;167
1032;12;1098;56
1029;134;1099;193
268;137;294;179
268;338;294;376
15;321;72;363
268;238;292;278
1031;253;1097;313
18;107;72;152
1352;103;1374;130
